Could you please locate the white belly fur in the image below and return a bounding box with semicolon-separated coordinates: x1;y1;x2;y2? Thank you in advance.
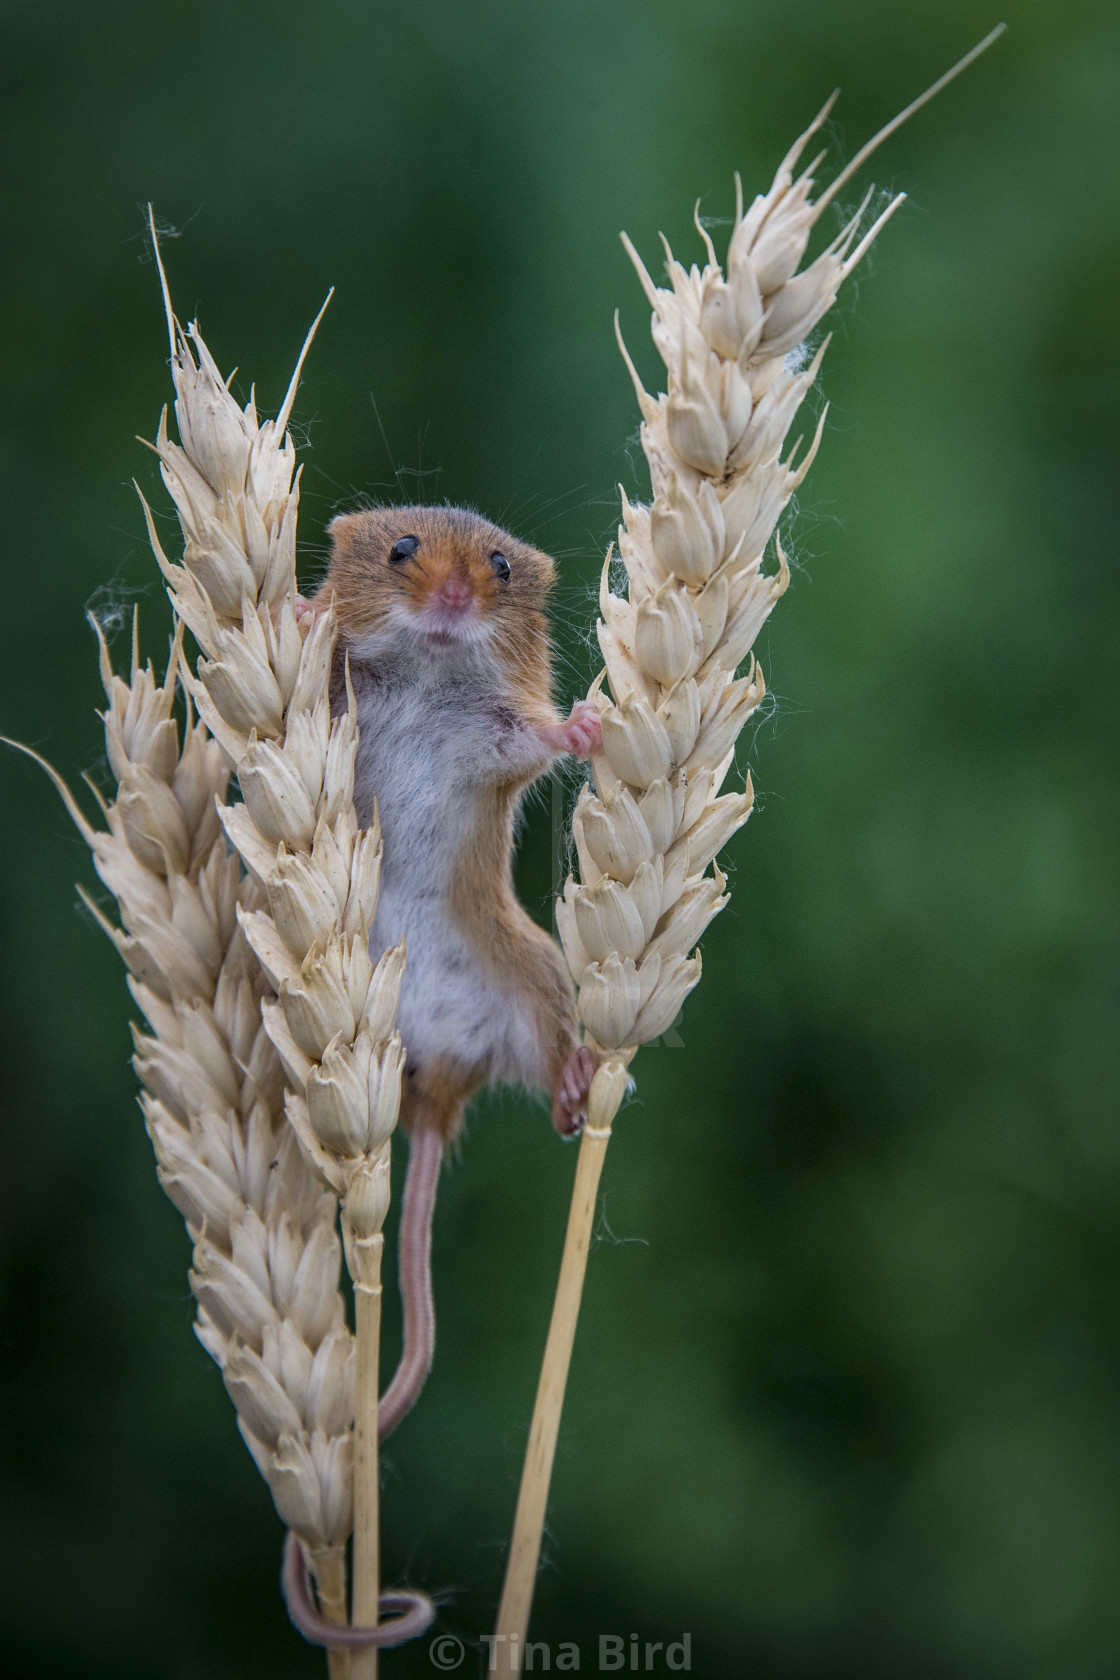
349;645;551;1091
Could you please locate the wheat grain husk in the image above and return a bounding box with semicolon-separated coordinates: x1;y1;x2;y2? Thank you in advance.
495;32;1006;1667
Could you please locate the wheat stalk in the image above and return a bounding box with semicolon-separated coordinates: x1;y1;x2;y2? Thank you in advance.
137;222;435;1670
494;30;1005;1669
7;225;433;1669
5;620;359;1675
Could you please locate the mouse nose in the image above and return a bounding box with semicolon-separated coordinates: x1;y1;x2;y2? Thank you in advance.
436;575;474;613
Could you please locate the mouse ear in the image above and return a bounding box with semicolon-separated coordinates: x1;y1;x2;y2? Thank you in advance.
532;545;557;590
327;511;372;557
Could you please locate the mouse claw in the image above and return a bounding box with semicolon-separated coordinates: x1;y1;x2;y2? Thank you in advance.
551;1044;601;1137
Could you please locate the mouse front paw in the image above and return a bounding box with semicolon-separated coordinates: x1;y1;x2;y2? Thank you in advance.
538;701;603;760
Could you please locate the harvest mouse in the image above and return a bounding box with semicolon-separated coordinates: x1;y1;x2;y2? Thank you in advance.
306;504;601;1439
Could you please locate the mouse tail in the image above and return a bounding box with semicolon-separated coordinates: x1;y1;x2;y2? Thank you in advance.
281;1530;435;1649
378;1117;446;1439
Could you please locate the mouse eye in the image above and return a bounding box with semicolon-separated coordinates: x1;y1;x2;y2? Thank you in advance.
389;535;419;564
490;550;511;583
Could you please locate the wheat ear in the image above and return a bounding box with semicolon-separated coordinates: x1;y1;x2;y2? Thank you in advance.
5;619;358;1675
139;222;433;1669
494;30;1005;1668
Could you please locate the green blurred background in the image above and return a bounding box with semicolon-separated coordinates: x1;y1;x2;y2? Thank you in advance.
2;0;1118;1674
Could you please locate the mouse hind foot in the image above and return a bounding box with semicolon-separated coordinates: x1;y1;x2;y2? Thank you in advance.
551;1044;600;1138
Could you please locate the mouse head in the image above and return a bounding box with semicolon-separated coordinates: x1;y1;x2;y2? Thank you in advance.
322;505;555;670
